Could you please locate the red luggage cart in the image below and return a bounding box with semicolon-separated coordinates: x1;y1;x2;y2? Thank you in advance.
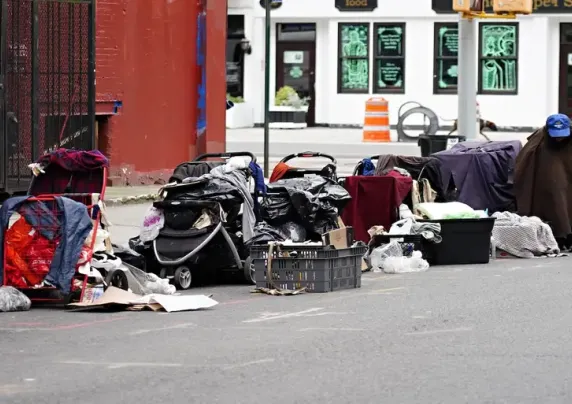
1;149;108;304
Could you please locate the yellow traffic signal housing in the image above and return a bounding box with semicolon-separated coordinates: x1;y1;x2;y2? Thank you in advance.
452;0;484;13
493;0;532;14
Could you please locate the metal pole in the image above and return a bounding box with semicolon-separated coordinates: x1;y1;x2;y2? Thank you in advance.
263;0;271;177
457;16;477;140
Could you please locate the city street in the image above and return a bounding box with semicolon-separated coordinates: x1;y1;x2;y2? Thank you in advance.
1;204;572;403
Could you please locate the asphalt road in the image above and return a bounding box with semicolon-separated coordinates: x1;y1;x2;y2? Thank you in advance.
2;204;572;403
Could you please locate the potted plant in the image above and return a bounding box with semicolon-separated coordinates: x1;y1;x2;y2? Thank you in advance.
226;94;254;129
270;86;309;129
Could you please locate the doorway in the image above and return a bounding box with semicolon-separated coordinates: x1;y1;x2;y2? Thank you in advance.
275;23;316;126
559;24;572;117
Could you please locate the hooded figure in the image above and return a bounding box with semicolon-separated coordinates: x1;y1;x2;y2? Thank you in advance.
514;113;572;248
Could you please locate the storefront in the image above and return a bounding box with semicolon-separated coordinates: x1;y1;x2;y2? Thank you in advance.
239;0;572;129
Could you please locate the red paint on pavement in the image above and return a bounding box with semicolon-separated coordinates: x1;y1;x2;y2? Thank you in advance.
49;316;127;330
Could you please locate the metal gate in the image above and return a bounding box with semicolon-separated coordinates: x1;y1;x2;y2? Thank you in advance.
0;0;95;192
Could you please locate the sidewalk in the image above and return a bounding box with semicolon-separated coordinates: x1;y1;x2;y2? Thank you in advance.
105;185;159;206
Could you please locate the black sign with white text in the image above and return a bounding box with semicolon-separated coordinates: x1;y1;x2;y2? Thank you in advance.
335;0;377;12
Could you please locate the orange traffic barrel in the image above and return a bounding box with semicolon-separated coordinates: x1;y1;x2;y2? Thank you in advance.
363;97;390;142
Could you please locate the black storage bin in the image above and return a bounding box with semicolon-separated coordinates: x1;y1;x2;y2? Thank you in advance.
418;135;466;157
419;218;495;265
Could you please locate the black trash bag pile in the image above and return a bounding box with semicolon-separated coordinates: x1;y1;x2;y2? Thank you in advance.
246;221;288;247
261;176;351;237
168;177;243;206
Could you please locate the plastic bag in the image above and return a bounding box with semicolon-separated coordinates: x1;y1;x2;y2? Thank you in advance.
85;227;111;253
5;245;29;288
370;241;403;272
140;206;165;243
0;286;31;312
389;218;413;235
25;237;55;285
122;263;176;295
5;217;35;252
279;221;307;242
246;222;287;247
383;251;429;274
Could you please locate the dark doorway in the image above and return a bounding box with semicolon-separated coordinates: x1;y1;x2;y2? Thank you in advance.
0;0;96;192
275;23;316;126
227;15;245;98
559;24;572;118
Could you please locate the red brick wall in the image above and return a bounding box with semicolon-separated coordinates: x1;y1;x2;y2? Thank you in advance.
96;0;215;184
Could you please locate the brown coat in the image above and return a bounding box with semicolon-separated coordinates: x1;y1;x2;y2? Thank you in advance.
514;127;572;238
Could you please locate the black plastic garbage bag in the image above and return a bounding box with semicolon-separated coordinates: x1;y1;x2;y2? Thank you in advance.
165;177;243;206
112;243;147;271
246;221;288;246
261;177;351;235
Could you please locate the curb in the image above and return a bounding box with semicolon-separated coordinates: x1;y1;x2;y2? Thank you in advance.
106;193;159;206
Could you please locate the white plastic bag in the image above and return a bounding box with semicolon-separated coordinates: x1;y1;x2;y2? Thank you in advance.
383;251;429;274
140;206;165;243
389;218;413;235
370;241;403;272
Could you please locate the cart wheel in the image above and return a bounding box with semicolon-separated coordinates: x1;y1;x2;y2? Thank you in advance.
174;266;192;290
243;256;256;285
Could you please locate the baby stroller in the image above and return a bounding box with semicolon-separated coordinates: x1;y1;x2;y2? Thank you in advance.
269;152;337;183
151;152;257;289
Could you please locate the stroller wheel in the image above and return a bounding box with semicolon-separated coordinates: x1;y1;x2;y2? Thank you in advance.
174;266;192;290
243;256;255;285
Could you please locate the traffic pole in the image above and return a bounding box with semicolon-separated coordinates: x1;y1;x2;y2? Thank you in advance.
457;15;478;140
263;0;271;177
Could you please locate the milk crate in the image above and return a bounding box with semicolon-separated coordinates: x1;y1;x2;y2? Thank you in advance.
251;244;367;293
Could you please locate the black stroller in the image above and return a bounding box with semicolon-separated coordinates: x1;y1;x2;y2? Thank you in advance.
151;152;257;289
269;152;337;183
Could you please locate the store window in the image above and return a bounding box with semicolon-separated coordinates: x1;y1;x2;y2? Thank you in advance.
227;15;245;98
337;23;370;94
373;23;405;94
478;22;518;94
433;22;458;94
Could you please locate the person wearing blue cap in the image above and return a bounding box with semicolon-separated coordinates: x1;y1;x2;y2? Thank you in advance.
514;113;572;250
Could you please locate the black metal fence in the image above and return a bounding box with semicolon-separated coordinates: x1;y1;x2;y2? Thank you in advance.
0;0;95;192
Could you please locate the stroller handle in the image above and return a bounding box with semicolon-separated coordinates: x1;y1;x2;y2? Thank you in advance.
352;155;381;176
193;152;256;163
279;152;337;165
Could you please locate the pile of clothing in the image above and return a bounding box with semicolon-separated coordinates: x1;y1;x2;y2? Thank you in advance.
491;212;561;258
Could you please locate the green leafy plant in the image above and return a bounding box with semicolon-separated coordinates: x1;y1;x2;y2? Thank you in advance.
275;86;310;109
227;94;244;103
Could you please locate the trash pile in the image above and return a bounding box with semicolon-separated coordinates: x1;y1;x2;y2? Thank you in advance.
0;149;217;313
3;117;572;310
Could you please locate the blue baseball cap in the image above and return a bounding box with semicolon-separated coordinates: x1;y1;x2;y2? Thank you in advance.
546;114;571;138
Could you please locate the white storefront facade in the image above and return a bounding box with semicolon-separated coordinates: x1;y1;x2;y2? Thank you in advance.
227;0;572;129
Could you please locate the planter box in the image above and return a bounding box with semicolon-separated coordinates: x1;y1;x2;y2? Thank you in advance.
269;105;308;129
226;102;254;129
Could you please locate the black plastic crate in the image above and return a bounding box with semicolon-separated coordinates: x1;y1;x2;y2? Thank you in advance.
251;244;366;293
419;218;495;265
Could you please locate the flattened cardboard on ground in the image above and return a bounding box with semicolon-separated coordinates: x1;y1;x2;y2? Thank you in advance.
67;286;218;312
